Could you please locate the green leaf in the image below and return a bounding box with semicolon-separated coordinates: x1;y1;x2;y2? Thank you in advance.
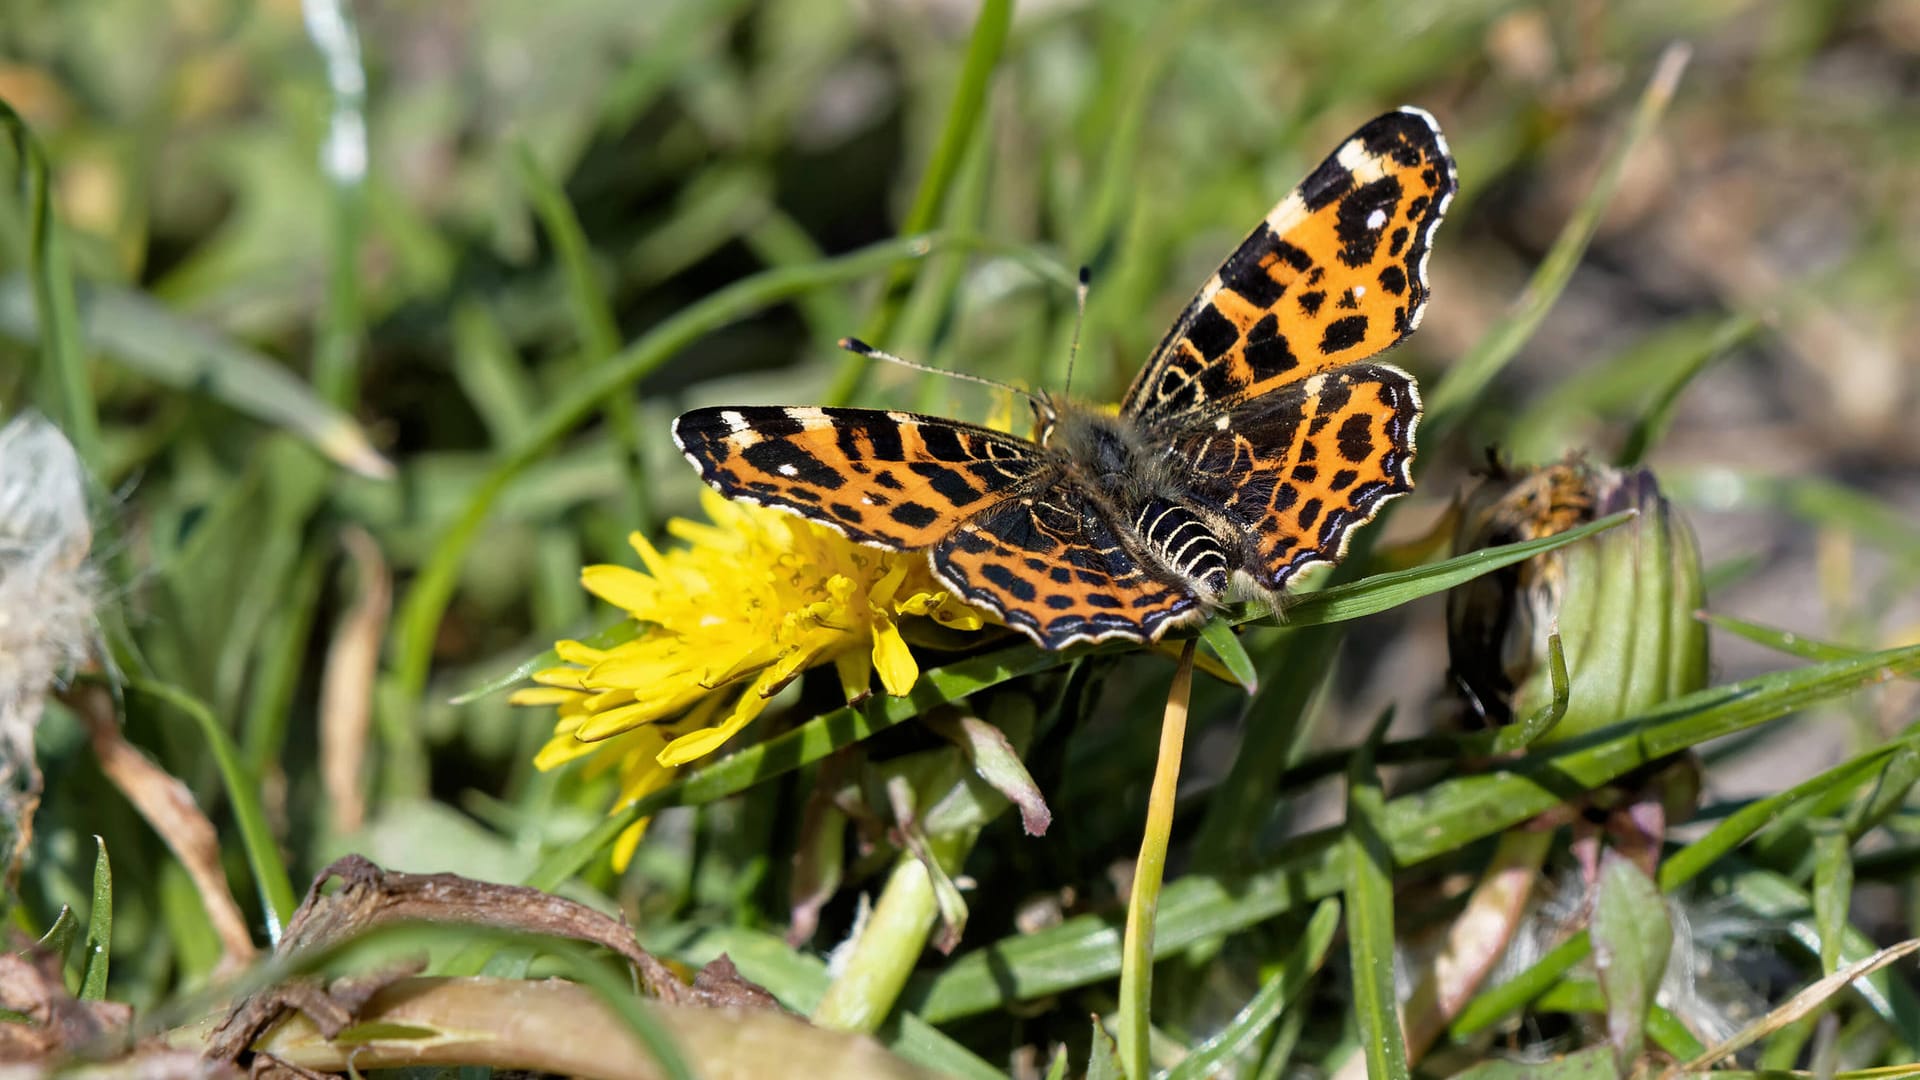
1448;1045;1618;1080
0;100;99;468
36;905;77;961
1198;619;1259;693
1267;510;1634;629
123;677;299;943
1168;900;1339;1080
1591;853;1670;1068
1697;611;1868;664
1812;820;1854;976
925;712;1051;836
1616;313;1757;466
825;0;1014;405
1344;720;1409;1080
79;837;111;1001
1086;1015;1124;1080
1493;629;1570;752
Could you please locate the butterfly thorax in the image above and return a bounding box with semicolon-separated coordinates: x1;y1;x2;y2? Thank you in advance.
1039;398;1235;598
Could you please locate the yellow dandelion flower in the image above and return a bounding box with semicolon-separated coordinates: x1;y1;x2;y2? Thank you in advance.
511;489;985;867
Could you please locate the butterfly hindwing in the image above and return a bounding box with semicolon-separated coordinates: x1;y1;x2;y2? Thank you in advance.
933;487;1202;649
672;406;1048;549
1172;363;1420;591
1123;108;1456;426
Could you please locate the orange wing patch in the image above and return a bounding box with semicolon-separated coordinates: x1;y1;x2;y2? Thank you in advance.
1125;108;1455;424
933;492;1203;648
673;406;1046;549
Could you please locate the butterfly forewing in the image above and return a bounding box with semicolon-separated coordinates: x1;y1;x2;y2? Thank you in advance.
1123;108;1456;426
673;406;1049;549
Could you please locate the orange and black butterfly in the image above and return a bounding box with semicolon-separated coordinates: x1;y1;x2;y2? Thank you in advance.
675;108;1457;649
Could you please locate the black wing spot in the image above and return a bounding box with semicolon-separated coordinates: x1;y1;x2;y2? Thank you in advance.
980;562;1039;602
1337;413;1375;463
1320;315;1369;354
907;462;983;507
1218;225;1287;307
1243;314;1297;380
1378;265;1407;296
890;502;938;528
919;425;973;462
742;440;844;490
1185;303;1240;362
1298;290;1325;316
1296;498;1323;530
1330;468;1359;490
1335;176;1402;269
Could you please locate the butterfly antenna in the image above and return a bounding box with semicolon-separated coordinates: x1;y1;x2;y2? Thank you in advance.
1062;265;1091;399
837;338;1044;407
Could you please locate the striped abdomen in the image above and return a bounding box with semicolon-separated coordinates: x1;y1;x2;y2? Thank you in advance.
1135;498;1230;594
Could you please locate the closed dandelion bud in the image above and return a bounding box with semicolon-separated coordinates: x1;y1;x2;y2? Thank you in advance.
1447;458;1709;741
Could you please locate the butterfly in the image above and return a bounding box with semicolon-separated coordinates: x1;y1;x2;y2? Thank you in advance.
674;108;1457;650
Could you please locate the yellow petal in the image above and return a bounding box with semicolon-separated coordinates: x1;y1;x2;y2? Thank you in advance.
534;730;604;770
834;649;872;703
507;686;580;706
871;617;919;697
656;683;775;766
868;561;910;606
582;564;659;614
611;819;650;872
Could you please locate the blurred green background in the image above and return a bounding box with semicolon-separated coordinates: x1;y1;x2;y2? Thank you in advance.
4;0;1920;1073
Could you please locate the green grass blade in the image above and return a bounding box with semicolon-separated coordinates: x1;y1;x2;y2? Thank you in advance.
515;142;651;535
78;838;112;1001
1267;510;1634;629
1591;855;1669;1066
124;676;297;943
1198;619;1259;693
1698;611;1872;664
825;0;1012;405
1660;734;1916;892
0;100;99;468
301;0;368;406
1616;313;1757;466
1423;45;1690;441
1492;630;1569;751
1345;722;1410;1080
1813;821;1853;976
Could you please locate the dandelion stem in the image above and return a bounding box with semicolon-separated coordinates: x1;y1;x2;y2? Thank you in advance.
1118;639;1197;1078
812;829;976;1033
